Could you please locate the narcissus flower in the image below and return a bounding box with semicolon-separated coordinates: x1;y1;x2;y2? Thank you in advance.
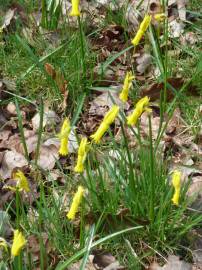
11;230;26;257
119;71;135;102
90;105;119;143
74;137;88;173
70;0;80;17
154;13;166;22
67;186;84;220
132;14;151;46
171;170;181;206
58;118;71;156
127;96;150;126
13;170;30;193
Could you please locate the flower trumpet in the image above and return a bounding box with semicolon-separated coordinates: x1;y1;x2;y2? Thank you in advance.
171;170;181;206
58;118;71;156
74;137;88;173
11;230;26;257
119;71;135;102
13;170;30;193
127;96;150;126
132;14;151;46
91;105;119;143
67;186;84;220
70;0;81;17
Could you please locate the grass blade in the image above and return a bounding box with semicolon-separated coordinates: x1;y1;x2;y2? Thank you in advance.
34;98;44;166
80;224;95;270
71;92;86;127
98;46;133;75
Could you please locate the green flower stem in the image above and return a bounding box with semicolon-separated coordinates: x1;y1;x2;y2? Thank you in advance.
78;16;87;89
148;115;155;223
16;190;22;269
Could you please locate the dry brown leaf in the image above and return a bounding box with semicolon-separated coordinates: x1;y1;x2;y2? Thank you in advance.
180;32;199;46
192;233;202;269
136;53;152;74
89;92;129;116
68;251;124;270
1;9;16;30
0;133;22;153
0;130;38;155
36;134;78;170
68;260;95;270
91;251;125;270
140;112;161;140
0;150;28;179
188;174;202;198
141;78;184;101
48;169;66;184
27;233;55;268
166;108;181;135
168;20;185;38
127;0;161;29
92;25;125;53
149;255;192;270
44;63;68;95
31;109;60;131
177;0;187;21
44;63;56;79
6;102;17;116
24;130;38;154
0;129;11;142
37;144;59;170
0;108;8;128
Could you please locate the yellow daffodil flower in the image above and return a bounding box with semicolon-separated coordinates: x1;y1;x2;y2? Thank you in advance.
90;105;119;143
67;186;84;220
132;14;151;46
58;118;71;156
74;137;88;173
0;238;8;252
119;71;135;102
70;0;80;17
13;170;30;193
127;96;150;126
154;13;166;22
171;170;181;206
11;230;26;257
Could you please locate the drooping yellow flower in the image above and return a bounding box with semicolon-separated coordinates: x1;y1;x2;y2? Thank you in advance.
0;238;8;252
58;118;71;156
70;0;80;17
74;137;88;173
11;230;26;257
132;14;151;46
154;13;166;22
171;170;181;206
90;105;119;143
127;96;150;126
13;170;30;193
119;72;135;102
67;186;84;220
